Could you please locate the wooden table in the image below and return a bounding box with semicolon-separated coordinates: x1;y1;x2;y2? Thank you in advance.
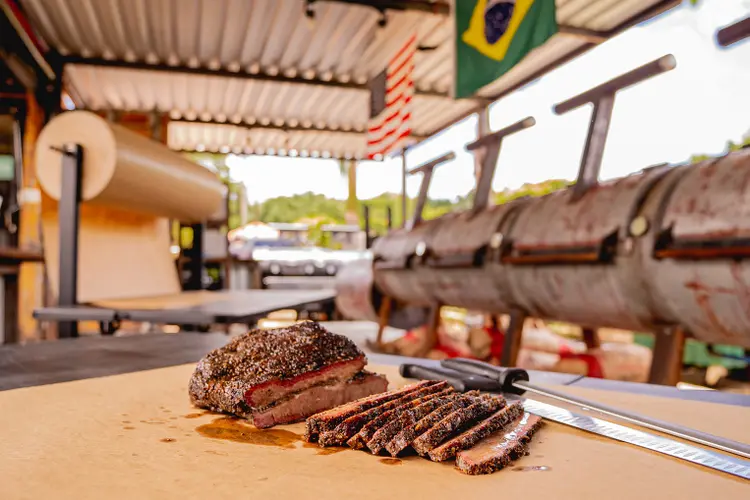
1;360;748;499
32;289;336;329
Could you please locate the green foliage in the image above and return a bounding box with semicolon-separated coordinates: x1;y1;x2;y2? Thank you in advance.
690;135;750;163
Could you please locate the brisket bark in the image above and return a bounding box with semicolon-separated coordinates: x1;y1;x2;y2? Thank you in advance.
319;381;450;447
455;413;544;475
385;392;483;457
349;387;456;451
188;321;379;427
305;380;437;442
364;392;463;455
428;401;524;461
411;396;505;455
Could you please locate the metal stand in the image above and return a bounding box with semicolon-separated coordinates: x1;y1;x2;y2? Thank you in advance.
553;54;676;201
466;116;536;213
55;144;84;338
406;151;455;229
182;223;204;291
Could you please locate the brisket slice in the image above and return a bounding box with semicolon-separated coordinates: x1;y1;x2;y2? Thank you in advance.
305;380;438;442
349;387;456;451
365;392;465;455
455;413;544;475
385;392;484;457
252;371;388;429
319;381;450;447
189;321;366;420
427;401;524;461
411;395;505;456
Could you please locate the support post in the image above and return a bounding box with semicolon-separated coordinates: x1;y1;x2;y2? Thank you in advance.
501;310;527;367
400;150;407;227
648;325;685;386
182;223;204;291
375;295;392;349
582;327;601;349
363;204;371;249
56;144;84;338
553;54;676;201
466;116;536;213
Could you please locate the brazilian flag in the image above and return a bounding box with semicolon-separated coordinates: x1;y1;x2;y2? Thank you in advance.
454;0;558;99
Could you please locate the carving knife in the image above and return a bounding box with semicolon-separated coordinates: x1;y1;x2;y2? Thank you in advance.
399;361;750;480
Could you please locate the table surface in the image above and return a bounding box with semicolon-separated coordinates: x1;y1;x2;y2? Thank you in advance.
2;324;749;408
33;288;336;324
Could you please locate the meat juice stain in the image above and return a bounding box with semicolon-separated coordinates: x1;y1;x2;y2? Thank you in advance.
160;438;176;443
302;442;346;455
379;458;402;466
196;417;302;449
512;466;551;472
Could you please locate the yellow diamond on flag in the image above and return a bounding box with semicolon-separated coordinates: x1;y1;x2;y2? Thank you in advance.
462;0;536;62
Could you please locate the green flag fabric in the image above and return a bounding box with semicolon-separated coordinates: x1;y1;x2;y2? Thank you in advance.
454;0;558;99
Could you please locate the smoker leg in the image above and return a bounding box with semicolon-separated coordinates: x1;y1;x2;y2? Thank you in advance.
417;302;442;358
648;326;685;386
582;327;601;349
375;295;393;348
501;310;527;367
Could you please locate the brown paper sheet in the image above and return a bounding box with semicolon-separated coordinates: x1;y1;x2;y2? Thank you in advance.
34;111;225;303
0;364;748;499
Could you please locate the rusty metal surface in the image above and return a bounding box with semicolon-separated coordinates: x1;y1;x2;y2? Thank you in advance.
661;150;750;240
429;204;516;257
338;149;750;349
644;152;750;347
511;166;669;250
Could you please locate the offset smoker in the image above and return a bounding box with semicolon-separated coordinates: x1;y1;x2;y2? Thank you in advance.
337;52;750;352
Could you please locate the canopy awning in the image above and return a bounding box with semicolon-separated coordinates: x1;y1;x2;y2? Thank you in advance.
17;0;680;159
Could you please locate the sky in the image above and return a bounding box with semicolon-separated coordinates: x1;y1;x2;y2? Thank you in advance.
227;0;750;204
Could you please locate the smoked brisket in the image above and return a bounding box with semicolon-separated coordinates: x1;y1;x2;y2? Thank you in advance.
349;387;456;451
319;381;450;447
455;413;544;475
428;401;524;462
384;392;483;457
188;321;386;428
305;380;437;442
411;396;505;455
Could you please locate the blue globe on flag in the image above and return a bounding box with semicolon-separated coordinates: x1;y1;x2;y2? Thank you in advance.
484;0;516;44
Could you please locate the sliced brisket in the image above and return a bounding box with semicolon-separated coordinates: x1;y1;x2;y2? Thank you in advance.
305;380;437;442
252;371;388;429
427;401;524;461
364;392;462;455
189;321;383;427
411;395;505;456
319;381;450;447
455;413;544;475
385;392;483;457
350;387;456;451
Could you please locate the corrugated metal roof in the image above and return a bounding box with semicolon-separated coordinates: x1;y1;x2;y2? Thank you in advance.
19;0;679;156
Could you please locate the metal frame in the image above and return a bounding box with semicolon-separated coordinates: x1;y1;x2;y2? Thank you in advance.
553;54;676;201
466;116;536;213
53;143;84;338
406;151;455;229
716;15;750;47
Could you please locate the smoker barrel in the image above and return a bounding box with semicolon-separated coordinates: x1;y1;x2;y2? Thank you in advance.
337;149;750;348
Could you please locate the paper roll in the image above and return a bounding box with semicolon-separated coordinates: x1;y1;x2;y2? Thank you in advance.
36;111;224;222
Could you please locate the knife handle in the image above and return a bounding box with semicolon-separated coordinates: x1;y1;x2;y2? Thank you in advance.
399;364;500;393
441;358;529;395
